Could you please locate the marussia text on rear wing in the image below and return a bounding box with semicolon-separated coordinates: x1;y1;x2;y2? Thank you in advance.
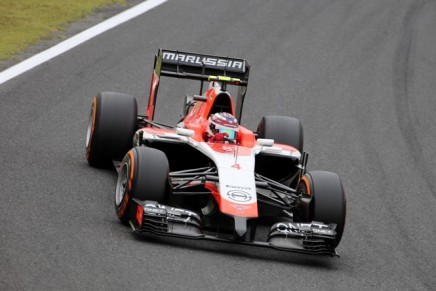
158;49;250;84
146;49;250;121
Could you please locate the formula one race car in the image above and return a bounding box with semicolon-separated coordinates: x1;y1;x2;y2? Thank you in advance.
86;49;346;256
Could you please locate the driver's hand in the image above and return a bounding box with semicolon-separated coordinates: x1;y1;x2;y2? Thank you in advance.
209;132;229;142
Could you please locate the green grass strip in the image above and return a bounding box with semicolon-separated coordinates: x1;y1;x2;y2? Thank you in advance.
0;0;125;60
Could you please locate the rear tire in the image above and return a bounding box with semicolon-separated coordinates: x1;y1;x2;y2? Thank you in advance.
297;171;346;247
256;115;303;152
115;147;171;224
86;92;137;167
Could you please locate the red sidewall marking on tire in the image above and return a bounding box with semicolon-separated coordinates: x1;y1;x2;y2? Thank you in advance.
86;96;97;160
117;150;135;218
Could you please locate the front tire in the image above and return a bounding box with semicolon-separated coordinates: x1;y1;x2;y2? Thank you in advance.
256;115;303;152
297;171;346;247
86;92;137;167
256;115;304;186
115;147;171;224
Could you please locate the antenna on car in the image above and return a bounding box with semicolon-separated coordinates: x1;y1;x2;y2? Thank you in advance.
234;142;240;165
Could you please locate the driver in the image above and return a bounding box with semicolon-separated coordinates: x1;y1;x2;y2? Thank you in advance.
205;112;239;143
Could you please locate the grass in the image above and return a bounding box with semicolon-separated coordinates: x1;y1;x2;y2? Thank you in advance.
0;0;126;60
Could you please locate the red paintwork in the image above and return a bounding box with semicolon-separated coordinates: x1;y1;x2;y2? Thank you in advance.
136;204;144;226
207;142;252;156
146;72;160;122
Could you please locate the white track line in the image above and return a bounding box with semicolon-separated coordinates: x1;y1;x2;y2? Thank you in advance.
0;0;167;85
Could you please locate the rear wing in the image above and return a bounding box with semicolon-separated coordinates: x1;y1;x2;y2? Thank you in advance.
157;49;249;85
146;49;250;121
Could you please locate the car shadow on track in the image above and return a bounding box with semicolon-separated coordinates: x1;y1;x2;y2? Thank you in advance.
131;231;338;268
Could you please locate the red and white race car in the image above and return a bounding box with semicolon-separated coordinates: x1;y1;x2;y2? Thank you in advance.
86;49;346;256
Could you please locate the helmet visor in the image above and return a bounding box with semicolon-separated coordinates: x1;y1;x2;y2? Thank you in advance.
218;128;237;140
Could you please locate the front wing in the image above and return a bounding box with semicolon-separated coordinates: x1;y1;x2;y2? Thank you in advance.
130;199;339;257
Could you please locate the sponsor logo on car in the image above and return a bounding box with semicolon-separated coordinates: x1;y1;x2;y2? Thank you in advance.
229;204;251;211
275;222;335;236
143;207;166;214
227;190;252;202
163;51;244;70
225;185;251;191
312;228;335;235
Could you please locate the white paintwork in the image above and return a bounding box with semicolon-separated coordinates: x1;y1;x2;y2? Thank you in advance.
260;146;283;154
196;143;257;205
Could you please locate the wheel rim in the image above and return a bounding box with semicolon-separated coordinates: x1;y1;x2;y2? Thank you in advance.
115;162;129;206
85;102;95;148
295;177;313;222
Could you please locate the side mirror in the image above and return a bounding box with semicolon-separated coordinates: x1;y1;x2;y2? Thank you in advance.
193;95;208;102
176;128;195;137
183;95;195;116
257;138;274;147
183;95;208;116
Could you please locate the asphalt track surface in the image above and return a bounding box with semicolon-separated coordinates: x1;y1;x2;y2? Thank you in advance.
1;0;435;290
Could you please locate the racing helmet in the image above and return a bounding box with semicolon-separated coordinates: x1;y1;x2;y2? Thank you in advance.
207;112;239;141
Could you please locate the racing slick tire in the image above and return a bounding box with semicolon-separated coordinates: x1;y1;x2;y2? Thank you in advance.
256;115;303;153
115;147;171;225
297;171;346;247
256;115;304;187
86;92;137;167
